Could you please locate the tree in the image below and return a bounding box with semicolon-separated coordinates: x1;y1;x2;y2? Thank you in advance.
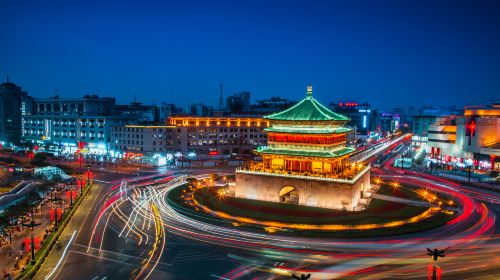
185;177;197;185
32;153;49;166
209;173;219;181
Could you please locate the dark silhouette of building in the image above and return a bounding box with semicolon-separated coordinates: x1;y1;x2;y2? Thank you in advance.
159;102;183;121
0;77;34;143
248;97;295;115
190;103;214;117
226;91;250;113
115;102;159;123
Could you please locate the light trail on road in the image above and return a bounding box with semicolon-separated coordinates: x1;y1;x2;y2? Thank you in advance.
52;168;497;279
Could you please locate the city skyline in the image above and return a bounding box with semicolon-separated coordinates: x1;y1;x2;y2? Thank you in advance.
1;0;499;109
0;2;499;278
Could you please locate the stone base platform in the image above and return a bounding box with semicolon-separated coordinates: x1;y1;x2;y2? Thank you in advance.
231;167;371;211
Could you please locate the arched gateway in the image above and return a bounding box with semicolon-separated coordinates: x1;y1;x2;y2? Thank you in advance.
279;186;299;204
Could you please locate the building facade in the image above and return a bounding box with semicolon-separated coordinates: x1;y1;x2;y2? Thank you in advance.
168;116;268;155
226;91;251;113
22;95;132;156
109;125;176;164
232;85;371;210
159;102;183;121
115;102;160;123
0;78;34;143
190;103;214;117
425;103;500;171
330;101;376;136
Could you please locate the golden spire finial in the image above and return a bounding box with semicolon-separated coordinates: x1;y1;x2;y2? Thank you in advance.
307;84;312;96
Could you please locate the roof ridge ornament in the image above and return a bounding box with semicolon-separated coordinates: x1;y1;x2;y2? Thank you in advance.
307;84;313;97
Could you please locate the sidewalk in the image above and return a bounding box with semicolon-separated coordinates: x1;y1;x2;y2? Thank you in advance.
0;207;53;279
33;183;103;280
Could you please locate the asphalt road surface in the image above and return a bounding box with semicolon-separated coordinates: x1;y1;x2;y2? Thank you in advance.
34;164;499;280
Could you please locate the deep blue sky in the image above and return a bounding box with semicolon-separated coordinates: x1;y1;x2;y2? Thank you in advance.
1;0;499;110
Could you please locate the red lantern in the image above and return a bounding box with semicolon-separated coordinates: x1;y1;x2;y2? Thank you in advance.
49;209;55;221
85;170;93;179
24;237;31;252
65;190;77;201
78;141;86;149
34;237;41;250
49;208;62;221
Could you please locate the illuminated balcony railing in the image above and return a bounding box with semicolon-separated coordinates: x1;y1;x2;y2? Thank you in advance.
236;163;370;183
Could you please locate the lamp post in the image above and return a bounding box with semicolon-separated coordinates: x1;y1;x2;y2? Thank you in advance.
427;248;448;280
48;189;63;230
5;219;16;244
68;184;75;208
22;202;41;265
292;273;311;280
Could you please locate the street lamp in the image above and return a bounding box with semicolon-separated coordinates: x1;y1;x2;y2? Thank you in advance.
427;247;448;280
292;274;311;280
22;202;41;265
49;189;63;230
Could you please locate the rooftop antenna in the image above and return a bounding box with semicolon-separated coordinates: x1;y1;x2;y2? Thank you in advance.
6;74;10;83
219;82;224;111
133;94;137;103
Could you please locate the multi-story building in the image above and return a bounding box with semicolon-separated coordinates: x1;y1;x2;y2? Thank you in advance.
109;125;176;162
226;91;251;113
411;106;463;150
190;103;214;117
115;102;159;123
168;116;269;155
425;102;499;171
412;115;440;149
248;97;295;115
33;94;116;116
426;115;465;160
22;95;132;156
159;102;183;121
330;101;376;136
459;103;499;170
0;78;34;143
377;112;399;133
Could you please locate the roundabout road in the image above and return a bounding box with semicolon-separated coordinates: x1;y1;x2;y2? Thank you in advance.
40;166;499;280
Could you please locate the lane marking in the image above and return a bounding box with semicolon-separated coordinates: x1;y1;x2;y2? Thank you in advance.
45;230;77;280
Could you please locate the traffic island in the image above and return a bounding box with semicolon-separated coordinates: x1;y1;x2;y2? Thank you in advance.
168;182;456;238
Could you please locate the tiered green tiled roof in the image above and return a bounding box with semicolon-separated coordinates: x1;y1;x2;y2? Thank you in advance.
264;86;349;121
264;126;351;134
256;147;355;158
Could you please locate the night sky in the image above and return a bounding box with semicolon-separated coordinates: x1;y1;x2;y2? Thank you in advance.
1;0;499;110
